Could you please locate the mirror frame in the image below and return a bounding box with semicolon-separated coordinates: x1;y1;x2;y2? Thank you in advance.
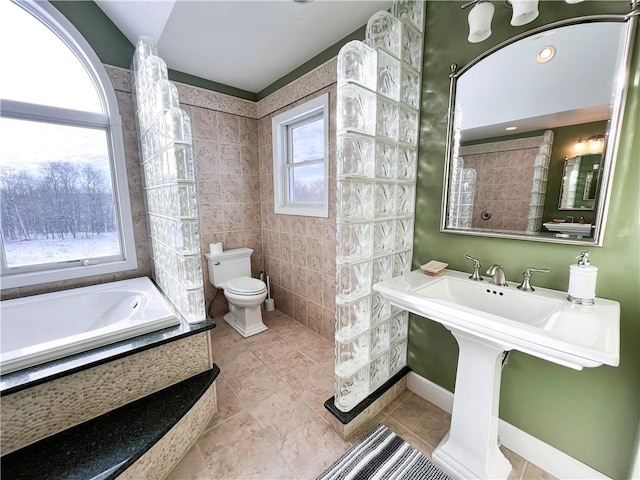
441;13;638;246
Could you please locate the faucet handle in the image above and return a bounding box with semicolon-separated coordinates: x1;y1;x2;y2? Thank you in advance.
465;255;483;281
517;267;550;292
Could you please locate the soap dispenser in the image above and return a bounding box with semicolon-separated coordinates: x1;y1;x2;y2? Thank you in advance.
567;251;598;305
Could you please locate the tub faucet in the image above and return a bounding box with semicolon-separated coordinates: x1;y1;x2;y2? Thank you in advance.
486;265;507;286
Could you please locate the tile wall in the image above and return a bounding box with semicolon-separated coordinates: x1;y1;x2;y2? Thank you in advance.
257;66;338;341
257;92;337;339
460;136;544;232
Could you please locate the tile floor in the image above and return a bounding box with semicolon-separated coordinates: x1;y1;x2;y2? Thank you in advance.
167;310;556;480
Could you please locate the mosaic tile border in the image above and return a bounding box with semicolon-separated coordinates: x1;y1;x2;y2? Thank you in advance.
459;135;545;155
106;56;337;121
256;58;337;119
105;65;257;118
1;332;211;455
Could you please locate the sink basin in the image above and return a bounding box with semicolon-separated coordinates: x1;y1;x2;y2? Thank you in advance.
543;222;592;236
415;276;563;327
374;269;619;370
374;268;619;480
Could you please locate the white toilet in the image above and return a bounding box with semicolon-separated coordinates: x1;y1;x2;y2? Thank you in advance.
205;247;268;338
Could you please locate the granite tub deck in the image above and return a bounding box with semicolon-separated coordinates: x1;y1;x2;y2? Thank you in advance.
1;367;220;480
1;314;217;479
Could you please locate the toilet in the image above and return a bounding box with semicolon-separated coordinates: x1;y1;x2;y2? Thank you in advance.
205;247;268;337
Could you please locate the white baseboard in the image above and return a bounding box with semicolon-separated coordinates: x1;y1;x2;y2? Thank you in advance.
406;372;611;480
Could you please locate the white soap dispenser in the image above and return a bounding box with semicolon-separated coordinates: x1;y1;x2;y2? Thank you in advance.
567;250;598;305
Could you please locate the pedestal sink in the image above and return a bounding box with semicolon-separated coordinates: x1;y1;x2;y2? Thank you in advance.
373;269;620;480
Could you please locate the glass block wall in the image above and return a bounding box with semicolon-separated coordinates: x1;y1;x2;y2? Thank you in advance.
446;157;476;230
334;1;425;412
131;37;206;324
526;130;554;233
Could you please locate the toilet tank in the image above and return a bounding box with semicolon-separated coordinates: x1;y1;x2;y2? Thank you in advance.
205;247;253;288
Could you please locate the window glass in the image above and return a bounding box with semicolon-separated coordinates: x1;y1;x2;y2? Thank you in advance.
0;1;136;288
0;1;103;113
272;94;329;218
290;163;325;203
1;118;119;268
291;118;324;163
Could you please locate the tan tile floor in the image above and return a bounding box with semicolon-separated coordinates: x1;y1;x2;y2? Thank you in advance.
167;310;556;480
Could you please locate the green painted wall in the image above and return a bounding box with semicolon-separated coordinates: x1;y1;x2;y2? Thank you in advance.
413;2;639;478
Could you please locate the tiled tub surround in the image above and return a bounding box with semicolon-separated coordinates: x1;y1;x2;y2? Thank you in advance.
460;134;552;232
2;368;219;480
1;329;212;455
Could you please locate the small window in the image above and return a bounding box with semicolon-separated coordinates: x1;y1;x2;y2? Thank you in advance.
272;94;329;217
0;0;137;288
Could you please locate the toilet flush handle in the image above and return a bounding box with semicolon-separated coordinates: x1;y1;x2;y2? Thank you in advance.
212;261;220;265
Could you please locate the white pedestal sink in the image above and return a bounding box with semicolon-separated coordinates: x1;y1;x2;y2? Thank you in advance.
374;269;620;480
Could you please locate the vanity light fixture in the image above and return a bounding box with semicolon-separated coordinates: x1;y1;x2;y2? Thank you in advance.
510;0;539;26
505;126;518;131
537;45;556;63
588;134;605;154
462;0;587;43
574;138;586;154
463;0;495;43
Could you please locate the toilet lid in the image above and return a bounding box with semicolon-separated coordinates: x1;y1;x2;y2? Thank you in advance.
226;276;266;295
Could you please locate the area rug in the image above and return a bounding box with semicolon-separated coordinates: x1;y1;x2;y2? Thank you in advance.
316;424;452;480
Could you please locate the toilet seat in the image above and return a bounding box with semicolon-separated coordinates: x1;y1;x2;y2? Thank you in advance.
225;276;266;296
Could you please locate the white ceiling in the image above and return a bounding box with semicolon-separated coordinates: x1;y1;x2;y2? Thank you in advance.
95;0;392;93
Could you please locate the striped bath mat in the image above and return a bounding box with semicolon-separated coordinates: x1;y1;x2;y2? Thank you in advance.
316;424;452;480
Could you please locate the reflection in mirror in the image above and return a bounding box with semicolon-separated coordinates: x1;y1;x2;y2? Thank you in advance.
442;16;636;245
558;154;602;210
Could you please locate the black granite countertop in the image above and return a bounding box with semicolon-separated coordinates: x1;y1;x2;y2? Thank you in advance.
1;365;220;480
1;317;216;396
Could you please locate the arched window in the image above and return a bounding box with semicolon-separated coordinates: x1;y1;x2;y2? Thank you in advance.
0;0;137;288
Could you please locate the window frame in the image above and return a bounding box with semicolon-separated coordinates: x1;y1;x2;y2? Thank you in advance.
0;0;137;289
272;93;329;218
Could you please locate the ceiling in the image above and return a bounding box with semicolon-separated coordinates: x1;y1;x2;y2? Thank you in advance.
95;0;392;94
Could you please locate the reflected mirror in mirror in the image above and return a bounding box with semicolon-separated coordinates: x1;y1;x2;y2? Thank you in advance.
558;153;602;210
442;16;635;245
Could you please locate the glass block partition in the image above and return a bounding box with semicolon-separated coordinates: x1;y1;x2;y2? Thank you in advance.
526;130;554;233
446;157;476;230
131;37;206;324
334;0;425;412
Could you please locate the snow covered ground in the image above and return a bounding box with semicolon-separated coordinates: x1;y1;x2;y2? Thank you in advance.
4;231;120;267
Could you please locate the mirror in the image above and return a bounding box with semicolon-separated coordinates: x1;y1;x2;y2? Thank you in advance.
558;153;602;210
442;15;636;245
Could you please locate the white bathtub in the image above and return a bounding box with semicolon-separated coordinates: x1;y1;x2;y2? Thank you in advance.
1;277;179;375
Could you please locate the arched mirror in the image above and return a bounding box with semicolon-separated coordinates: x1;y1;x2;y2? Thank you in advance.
441;14;637;245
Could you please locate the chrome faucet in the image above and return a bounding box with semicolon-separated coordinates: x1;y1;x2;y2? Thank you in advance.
486;265;507;286
517;267;550;292
465;254;483;281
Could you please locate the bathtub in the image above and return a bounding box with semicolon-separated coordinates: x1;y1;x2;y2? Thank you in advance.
1;277;179;375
